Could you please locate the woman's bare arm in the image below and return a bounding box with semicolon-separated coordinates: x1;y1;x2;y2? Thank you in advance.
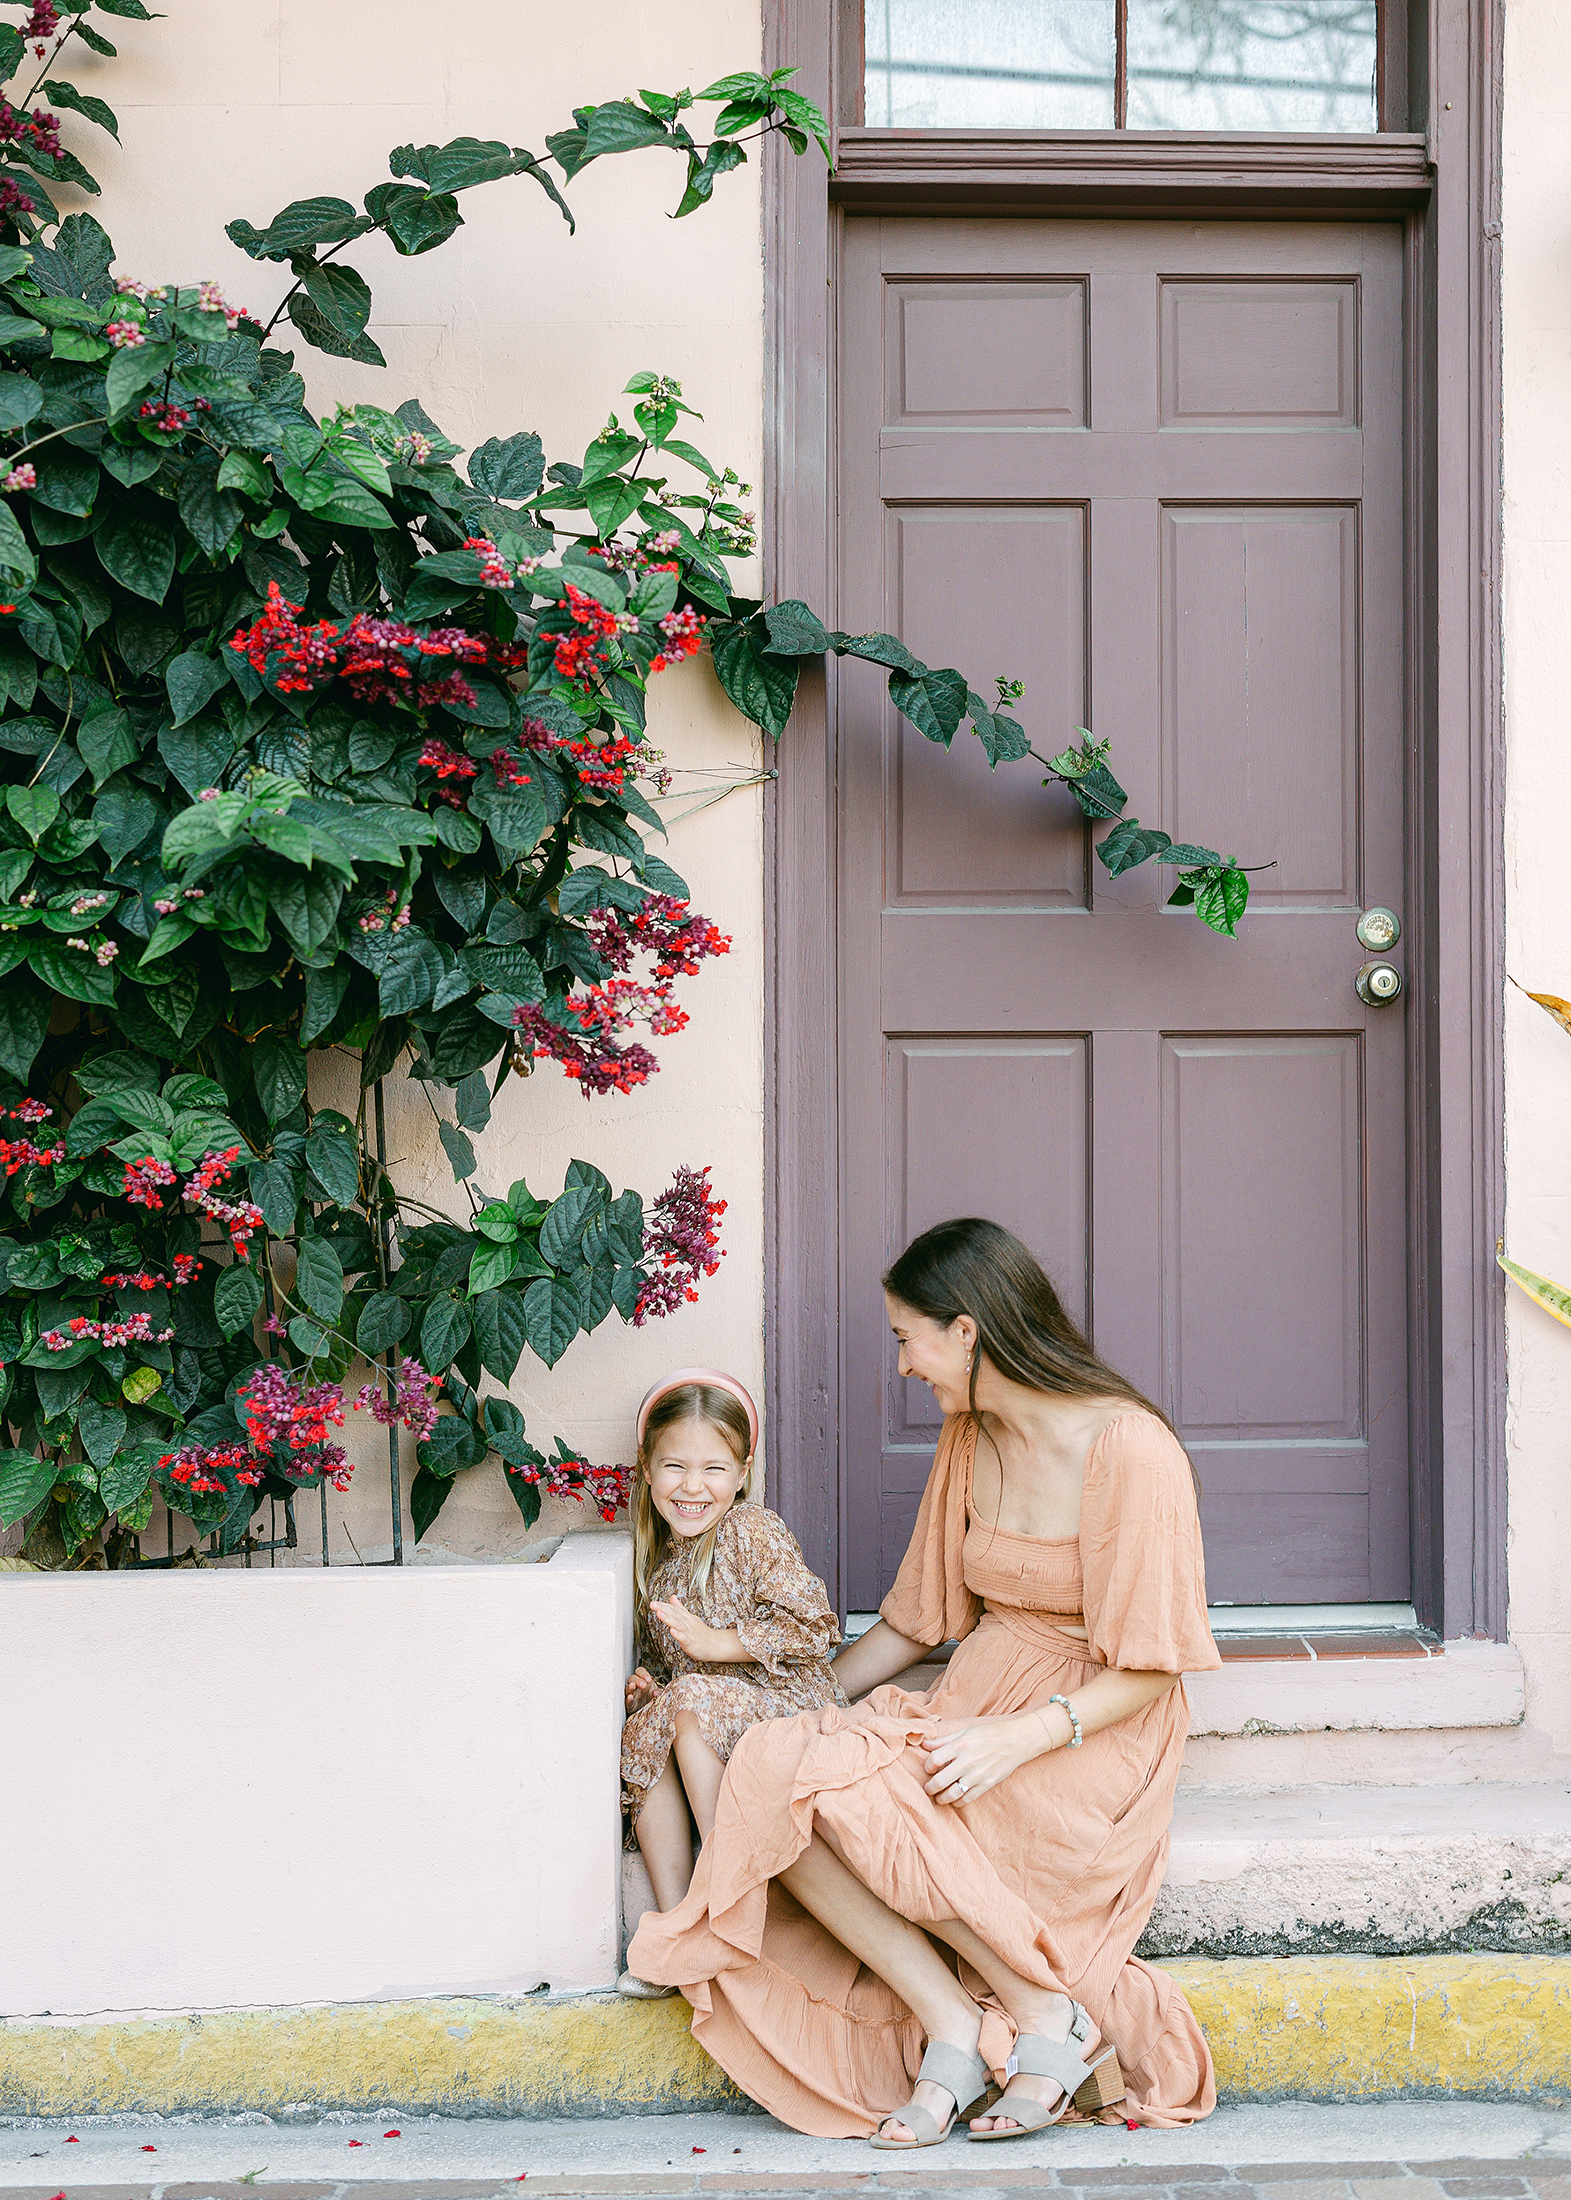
920;1665;1180;1805
832;1616;935;1699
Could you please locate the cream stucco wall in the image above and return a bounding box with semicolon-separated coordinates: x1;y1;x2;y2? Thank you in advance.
67;0;769;1560
1500;0;1571;1764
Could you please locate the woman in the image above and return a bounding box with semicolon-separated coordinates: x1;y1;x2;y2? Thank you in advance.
626;1216;1220;2146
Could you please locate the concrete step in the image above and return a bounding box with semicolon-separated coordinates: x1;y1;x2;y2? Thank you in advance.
1147;1784;1571;1958
624;1782;1571;1962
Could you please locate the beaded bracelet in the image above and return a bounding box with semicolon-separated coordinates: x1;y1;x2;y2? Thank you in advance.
1047;1693;1083;1748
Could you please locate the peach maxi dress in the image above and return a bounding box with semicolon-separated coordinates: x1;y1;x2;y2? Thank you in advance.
627;1410;1222;2137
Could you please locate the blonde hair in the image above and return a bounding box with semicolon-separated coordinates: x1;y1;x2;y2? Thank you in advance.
632;1381;755;1619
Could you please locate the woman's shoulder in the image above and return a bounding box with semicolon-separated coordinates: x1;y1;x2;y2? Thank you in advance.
1084;1409;1195;1502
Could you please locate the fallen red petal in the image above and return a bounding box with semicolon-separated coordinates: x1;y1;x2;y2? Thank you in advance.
348;2140;364;2147
692;2147;706;2154
1126;2118;1140;2130
141;2145;157;2152
384;2129;401;2138
64;2137;79;2144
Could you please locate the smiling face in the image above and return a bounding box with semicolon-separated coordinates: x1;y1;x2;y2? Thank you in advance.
643;1414;750;1538
885;1292;977;1417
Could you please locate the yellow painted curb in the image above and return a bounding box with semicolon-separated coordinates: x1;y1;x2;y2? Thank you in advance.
1;1956;1567;2119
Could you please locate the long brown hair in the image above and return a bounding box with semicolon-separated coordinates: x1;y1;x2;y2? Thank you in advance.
632;1381;755;1619
882;1217;1198;1493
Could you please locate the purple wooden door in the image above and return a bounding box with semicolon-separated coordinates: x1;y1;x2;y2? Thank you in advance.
838;215;1409;1611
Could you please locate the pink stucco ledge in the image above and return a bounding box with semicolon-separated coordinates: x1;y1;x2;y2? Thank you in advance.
2;1533;634;2018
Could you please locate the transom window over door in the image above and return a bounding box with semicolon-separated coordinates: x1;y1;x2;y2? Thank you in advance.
863;1;1382;133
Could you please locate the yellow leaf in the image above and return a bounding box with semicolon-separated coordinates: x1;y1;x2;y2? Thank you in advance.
1498;1251;1571;1329
1525;989;1571;1039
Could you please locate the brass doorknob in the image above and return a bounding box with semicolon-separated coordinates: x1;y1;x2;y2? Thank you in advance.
1355;960;1403;1005
1357;906;1402;951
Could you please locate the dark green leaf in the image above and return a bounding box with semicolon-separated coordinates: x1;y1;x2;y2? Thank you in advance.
763;599;832;657
305;1116;359;1206
0;978;49;1079
295;1233;344;1322
165;648;228;728
96;505;175;603
710;617;800;740
42;79;118;139
1183;863;1250;937
472;1287;528;1381
297;259;374;343
357;1292;410;1355
252;1033;307;1124
410;1461;452;1541
420;1293;471;1370
674;138;746;220
213;1259;263;1339
379;926;444;1017
437;1119;476;1182
226;197;373;263
889;665;967;748
78;1396;125;1466
176;451;245;557
1066;762;1128;822
0;1446;54;1528
287;291;387;369
468;430;544;502
1096;818;1172;877
523;1275;579;1368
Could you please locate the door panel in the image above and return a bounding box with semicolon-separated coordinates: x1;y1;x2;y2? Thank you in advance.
839;214;1411;1612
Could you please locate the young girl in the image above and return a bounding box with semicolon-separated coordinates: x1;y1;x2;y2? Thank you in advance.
619;1367;845;1996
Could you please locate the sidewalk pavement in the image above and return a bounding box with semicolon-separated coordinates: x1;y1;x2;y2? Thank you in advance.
0;2100;1565;2195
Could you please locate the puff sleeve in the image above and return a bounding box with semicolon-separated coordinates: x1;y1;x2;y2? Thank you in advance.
1079;1414;1221;1674
723;1508;843;1679
878;1416;983;1648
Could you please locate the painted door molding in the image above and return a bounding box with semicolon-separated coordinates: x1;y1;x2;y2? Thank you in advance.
761;0;1505;1639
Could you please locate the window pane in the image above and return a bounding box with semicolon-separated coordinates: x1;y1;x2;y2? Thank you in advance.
864;0;1116;129
1126;1;1378;132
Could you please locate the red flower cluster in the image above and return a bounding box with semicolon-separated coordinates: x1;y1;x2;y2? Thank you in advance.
553;584;623;690
122;1155;177;1209
510;1001;659;1098
40;1312;175;1352
0;94;61;163
160;1441;262;1494
588;893;731;984
513;892;732;1096
504;1450;629;1524
238;1361;352;1489
102;1255;202;1291
184;1147;265;1259
650;604;705;674
416;734;478;781
354;1356;442;1443
464;536;514;589
229;583;499;714
0;1098;63;1175
634;1164;727;1324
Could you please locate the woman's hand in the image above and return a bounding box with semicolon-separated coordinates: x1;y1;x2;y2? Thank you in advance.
650;1596;744;1665
921;1713;1045;1806
625;1665;659;1715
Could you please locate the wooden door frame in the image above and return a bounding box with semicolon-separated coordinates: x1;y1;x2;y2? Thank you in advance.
761;0;1506;1638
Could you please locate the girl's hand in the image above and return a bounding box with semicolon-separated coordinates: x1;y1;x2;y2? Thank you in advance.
921;1714;1045;1806
625;1666;659;1714
651;1596;741;1664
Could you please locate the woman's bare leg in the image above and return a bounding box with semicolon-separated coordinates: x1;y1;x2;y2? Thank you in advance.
780;1832;982;2143
671;1708;726;1839
924;1916;1100;2132
633;1753;696;1913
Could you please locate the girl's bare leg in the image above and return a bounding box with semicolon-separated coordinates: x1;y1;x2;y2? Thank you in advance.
925;1916;1099;2132
633;1753;696;1912
671;1708;726;1838
780;1831;982;2144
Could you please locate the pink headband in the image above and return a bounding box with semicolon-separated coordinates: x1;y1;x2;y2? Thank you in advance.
636;1367;759;1453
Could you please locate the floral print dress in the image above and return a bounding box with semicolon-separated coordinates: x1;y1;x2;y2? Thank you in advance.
622;1502;846;1832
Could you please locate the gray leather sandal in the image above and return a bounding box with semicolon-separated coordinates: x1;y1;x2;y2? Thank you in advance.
968;2002;1125;2139
869;2038;993;2149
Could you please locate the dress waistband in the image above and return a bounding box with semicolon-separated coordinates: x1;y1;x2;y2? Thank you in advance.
979;1603;1103;1663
